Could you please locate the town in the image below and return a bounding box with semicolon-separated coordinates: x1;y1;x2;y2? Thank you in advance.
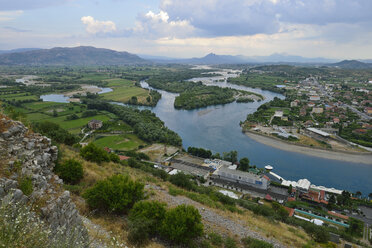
242;72;372;153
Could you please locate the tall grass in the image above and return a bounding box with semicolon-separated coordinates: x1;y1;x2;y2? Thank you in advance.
0;193;87;248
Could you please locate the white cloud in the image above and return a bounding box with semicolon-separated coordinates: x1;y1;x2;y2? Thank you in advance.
0;10;23;22
132;10;195;38
81;16;117;34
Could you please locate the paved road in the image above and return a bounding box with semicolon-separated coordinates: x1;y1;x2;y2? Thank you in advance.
341;103;371;120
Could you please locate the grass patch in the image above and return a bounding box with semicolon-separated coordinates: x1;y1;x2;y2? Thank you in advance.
100;79;149;104
93;134;146;151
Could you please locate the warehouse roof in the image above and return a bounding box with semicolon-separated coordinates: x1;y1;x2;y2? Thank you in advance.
307;128;331;137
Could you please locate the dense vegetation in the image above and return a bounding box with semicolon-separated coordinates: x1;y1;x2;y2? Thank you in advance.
80;143;111;163
174;83;237;109
187;146;212;158
83;174;144;213
145;69;262;109
32;121;78;145
86;100;182;146
339;122;372;147
160;204;203;243
54;159;84;184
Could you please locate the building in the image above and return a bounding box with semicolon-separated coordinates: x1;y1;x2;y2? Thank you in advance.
306;127;331;139
307;102;315;108
290;100;299;108
213;166;269;190
88;119;103;130
274;110;284;118
312;107;324;114
282;178;311;192
309;95;320;101
365;107;372;115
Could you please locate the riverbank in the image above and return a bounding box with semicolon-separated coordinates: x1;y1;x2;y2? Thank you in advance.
244;130;372;164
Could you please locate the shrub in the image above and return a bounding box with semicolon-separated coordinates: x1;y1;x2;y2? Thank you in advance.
55;159;83;184
199;240;212;248
128;201;166;244
169;173;195;191
109;153;120;163
80;143;109;163
208;232;223;246
160;204;203;244
241;237;273;248
224;237;238;248
19;176;33;196
83;174;144;213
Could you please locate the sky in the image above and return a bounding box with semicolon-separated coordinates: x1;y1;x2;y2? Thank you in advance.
0;0;372;59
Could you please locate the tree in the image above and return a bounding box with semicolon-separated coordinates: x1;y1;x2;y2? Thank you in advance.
288;184;293;194
347;218;363;237
32;121;78;145
128;201;167;244
80;143;110;163
130;96;138;104
223;150;238;164
355;191;362;198
52;109;58;117
169;173;195;191
55;159;84;184
238;157;250;171
83;174;144;213
160;204;203;244
369;192;372;199
109;153;120;163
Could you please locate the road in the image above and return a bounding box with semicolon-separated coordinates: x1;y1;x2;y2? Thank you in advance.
312;77;371;121
341;103;371;121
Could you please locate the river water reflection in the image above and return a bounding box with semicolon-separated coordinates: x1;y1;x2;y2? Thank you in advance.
138;71;372;194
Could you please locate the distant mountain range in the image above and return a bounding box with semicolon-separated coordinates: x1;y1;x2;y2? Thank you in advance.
0;46;372;67
139;52;341;64
329;60;372;69
0;46;146;65
0;48;40;54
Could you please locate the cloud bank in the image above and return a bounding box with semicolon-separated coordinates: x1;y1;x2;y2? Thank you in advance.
81;16;117;34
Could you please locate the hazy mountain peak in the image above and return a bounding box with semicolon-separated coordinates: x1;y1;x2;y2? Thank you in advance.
0;46;147;66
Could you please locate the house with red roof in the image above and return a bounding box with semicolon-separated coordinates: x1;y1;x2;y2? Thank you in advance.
119;155;130;161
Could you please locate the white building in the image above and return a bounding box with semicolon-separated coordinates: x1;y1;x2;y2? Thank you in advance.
214;166;269;190
274;110;284;118
282;178;311;192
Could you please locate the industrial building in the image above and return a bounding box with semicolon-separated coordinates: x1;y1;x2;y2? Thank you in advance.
212;165;269;190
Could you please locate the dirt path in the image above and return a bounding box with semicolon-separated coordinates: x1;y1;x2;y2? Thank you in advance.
149;185;287;248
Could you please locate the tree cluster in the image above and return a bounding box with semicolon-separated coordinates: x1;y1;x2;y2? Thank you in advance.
86;100;182;146
32;121;78;145
187;146;212;158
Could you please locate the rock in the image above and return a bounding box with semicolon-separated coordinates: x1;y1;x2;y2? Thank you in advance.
12;189;24;201
26;142;35;150
1;131;11;138
0;187;5;198
0;117;89;247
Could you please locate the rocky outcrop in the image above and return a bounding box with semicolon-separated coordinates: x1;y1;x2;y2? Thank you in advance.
0;116;89;246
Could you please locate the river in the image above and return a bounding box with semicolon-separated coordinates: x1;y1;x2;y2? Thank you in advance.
138;69;372;195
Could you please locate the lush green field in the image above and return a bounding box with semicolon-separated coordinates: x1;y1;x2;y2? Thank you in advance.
0;93;39;101
100;79;150;104
49;114;111;133
93;134;146;151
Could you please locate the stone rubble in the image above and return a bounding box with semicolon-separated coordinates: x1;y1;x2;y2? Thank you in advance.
0;117;89;247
